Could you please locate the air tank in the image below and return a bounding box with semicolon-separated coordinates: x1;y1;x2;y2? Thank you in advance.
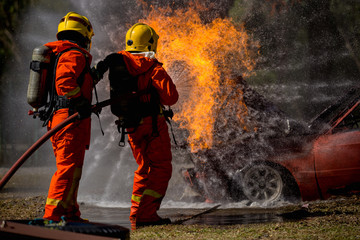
27;45;52;110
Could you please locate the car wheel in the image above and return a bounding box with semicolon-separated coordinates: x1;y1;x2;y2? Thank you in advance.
241;163;285;203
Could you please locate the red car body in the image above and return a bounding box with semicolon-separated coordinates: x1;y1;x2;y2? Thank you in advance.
273;99;360;201
181;87;360;203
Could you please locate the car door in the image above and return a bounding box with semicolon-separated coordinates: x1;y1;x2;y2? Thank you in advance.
313;102;360;198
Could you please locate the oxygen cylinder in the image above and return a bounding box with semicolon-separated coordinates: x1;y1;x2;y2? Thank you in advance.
27;45;53;110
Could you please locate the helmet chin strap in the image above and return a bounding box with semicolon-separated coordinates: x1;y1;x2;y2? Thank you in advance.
86;41;91;51
83;37;91;51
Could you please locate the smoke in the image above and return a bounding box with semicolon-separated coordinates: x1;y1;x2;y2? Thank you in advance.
0;2;78;194
3;0;358;207
0;0;240;205
0;4;69;168
67;0;240;205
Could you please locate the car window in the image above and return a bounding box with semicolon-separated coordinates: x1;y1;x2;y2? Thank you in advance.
333;103;360;133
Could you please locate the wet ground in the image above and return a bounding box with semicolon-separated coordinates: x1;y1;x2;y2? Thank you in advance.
79;203;298;229
1;167;358;232
1;185;298;231
0;166;294;230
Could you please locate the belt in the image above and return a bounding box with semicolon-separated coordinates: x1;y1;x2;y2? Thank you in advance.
54;95;71;110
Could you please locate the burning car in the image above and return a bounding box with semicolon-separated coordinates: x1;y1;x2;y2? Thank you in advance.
181;85;360;204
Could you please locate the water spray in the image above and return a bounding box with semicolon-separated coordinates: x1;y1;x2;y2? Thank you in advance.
0;91;148;191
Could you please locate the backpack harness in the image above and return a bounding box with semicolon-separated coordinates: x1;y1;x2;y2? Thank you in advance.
30;47;92;127
107;53;175;146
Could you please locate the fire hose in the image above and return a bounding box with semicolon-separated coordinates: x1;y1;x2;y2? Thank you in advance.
0;94;137;191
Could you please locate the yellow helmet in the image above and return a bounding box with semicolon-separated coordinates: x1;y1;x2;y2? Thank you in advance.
57;12;94;41
125;23;159;53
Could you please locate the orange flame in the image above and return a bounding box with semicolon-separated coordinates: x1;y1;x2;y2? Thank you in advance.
140;3;259;152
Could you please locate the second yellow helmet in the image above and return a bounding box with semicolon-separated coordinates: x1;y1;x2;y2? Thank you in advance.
125;23;159;53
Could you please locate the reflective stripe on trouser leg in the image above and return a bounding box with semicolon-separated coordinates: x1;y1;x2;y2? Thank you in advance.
131;189;163;204
129;117;172;223
131;194;142;203
44;167;82;220
130;188;163;223
44;120;87;221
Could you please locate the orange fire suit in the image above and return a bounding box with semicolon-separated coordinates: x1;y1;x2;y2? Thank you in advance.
43;40;93;221
117;51;178;227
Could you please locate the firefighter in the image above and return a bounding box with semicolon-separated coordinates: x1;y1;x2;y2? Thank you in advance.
97;23;178;229
43;12;97;222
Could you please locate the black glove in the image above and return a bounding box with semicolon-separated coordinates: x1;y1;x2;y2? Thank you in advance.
104;53;123;68
71;96;92;119
91;60;109;84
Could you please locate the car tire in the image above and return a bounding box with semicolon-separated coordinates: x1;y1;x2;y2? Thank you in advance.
239;162;300;204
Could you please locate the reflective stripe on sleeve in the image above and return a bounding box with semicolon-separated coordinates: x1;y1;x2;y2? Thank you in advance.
65;86;81;98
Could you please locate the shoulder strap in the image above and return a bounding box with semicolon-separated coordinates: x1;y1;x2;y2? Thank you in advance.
116;62;159;146
51;47;89;90
60;47;89;86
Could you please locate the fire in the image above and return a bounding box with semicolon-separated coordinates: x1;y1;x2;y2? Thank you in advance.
140;3;259;152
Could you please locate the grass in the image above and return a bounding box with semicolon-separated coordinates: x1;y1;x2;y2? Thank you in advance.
131;215;360;240
130;195;360;240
